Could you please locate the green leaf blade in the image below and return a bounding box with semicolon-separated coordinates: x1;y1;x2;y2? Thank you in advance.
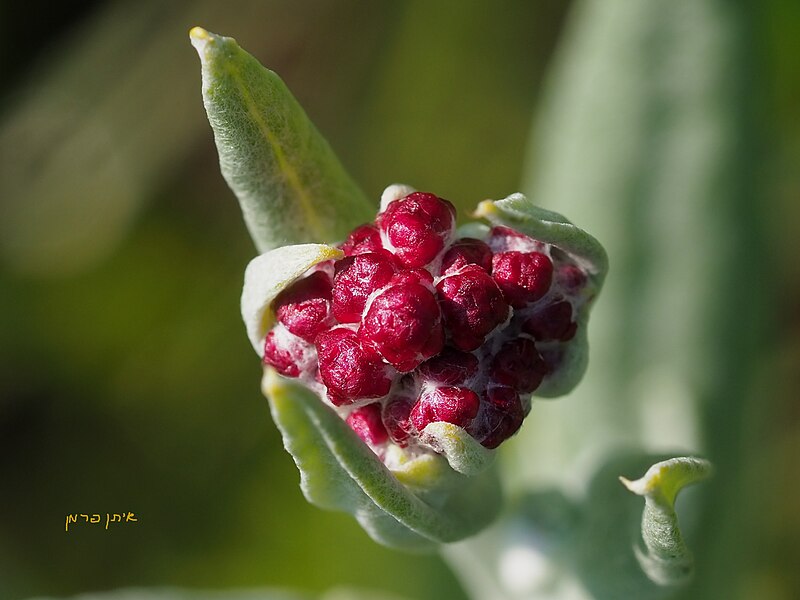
190;27;374;251
475;193;608;397
263;369;502;550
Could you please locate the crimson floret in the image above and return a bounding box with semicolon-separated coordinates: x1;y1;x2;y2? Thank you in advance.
487;225;543;253
411;386;480;431
440;237;493;276
417;347;479;385
378;192;456;268
489;338;548;394
471;387;525;449
555;263;587;292
339;224;383;256
315;327;395;405
382;395;415;446
436;266;510;351
346;403;389;446
389;268;434;286
361;282;444;372
263;326;314;378
273;270;334;343
492;250;553;308
522;300;577;342
332;251;396;323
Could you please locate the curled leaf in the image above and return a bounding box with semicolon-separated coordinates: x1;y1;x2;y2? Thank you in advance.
190;27;374;250
475;194;607;287
444;452;711;600
620;456;713;586
241;243;342;356
475;193;608;397
263;369;502;550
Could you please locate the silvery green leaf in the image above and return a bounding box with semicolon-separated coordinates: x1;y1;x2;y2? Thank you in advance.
574;453;711;599
262;369;502;551
190;28;374;251
475;194;607;397
241;244;343;356
620;456;713;586
444;453;710;600
502;2;759;597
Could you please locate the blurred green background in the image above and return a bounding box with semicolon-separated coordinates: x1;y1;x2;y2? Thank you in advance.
0;1;797;599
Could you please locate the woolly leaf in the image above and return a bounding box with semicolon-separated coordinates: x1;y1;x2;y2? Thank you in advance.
475;194;608;397
190;27;374;251
263;369;502;550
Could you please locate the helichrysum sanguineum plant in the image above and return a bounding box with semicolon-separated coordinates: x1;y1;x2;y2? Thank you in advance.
190;23;712;598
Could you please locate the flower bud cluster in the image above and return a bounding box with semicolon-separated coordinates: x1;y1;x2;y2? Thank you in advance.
263;189;591;458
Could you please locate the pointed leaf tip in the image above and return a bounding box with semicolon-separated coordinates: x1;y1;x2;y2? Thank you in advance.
188;26;210;43
190;29;374;251
188;27;229;64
